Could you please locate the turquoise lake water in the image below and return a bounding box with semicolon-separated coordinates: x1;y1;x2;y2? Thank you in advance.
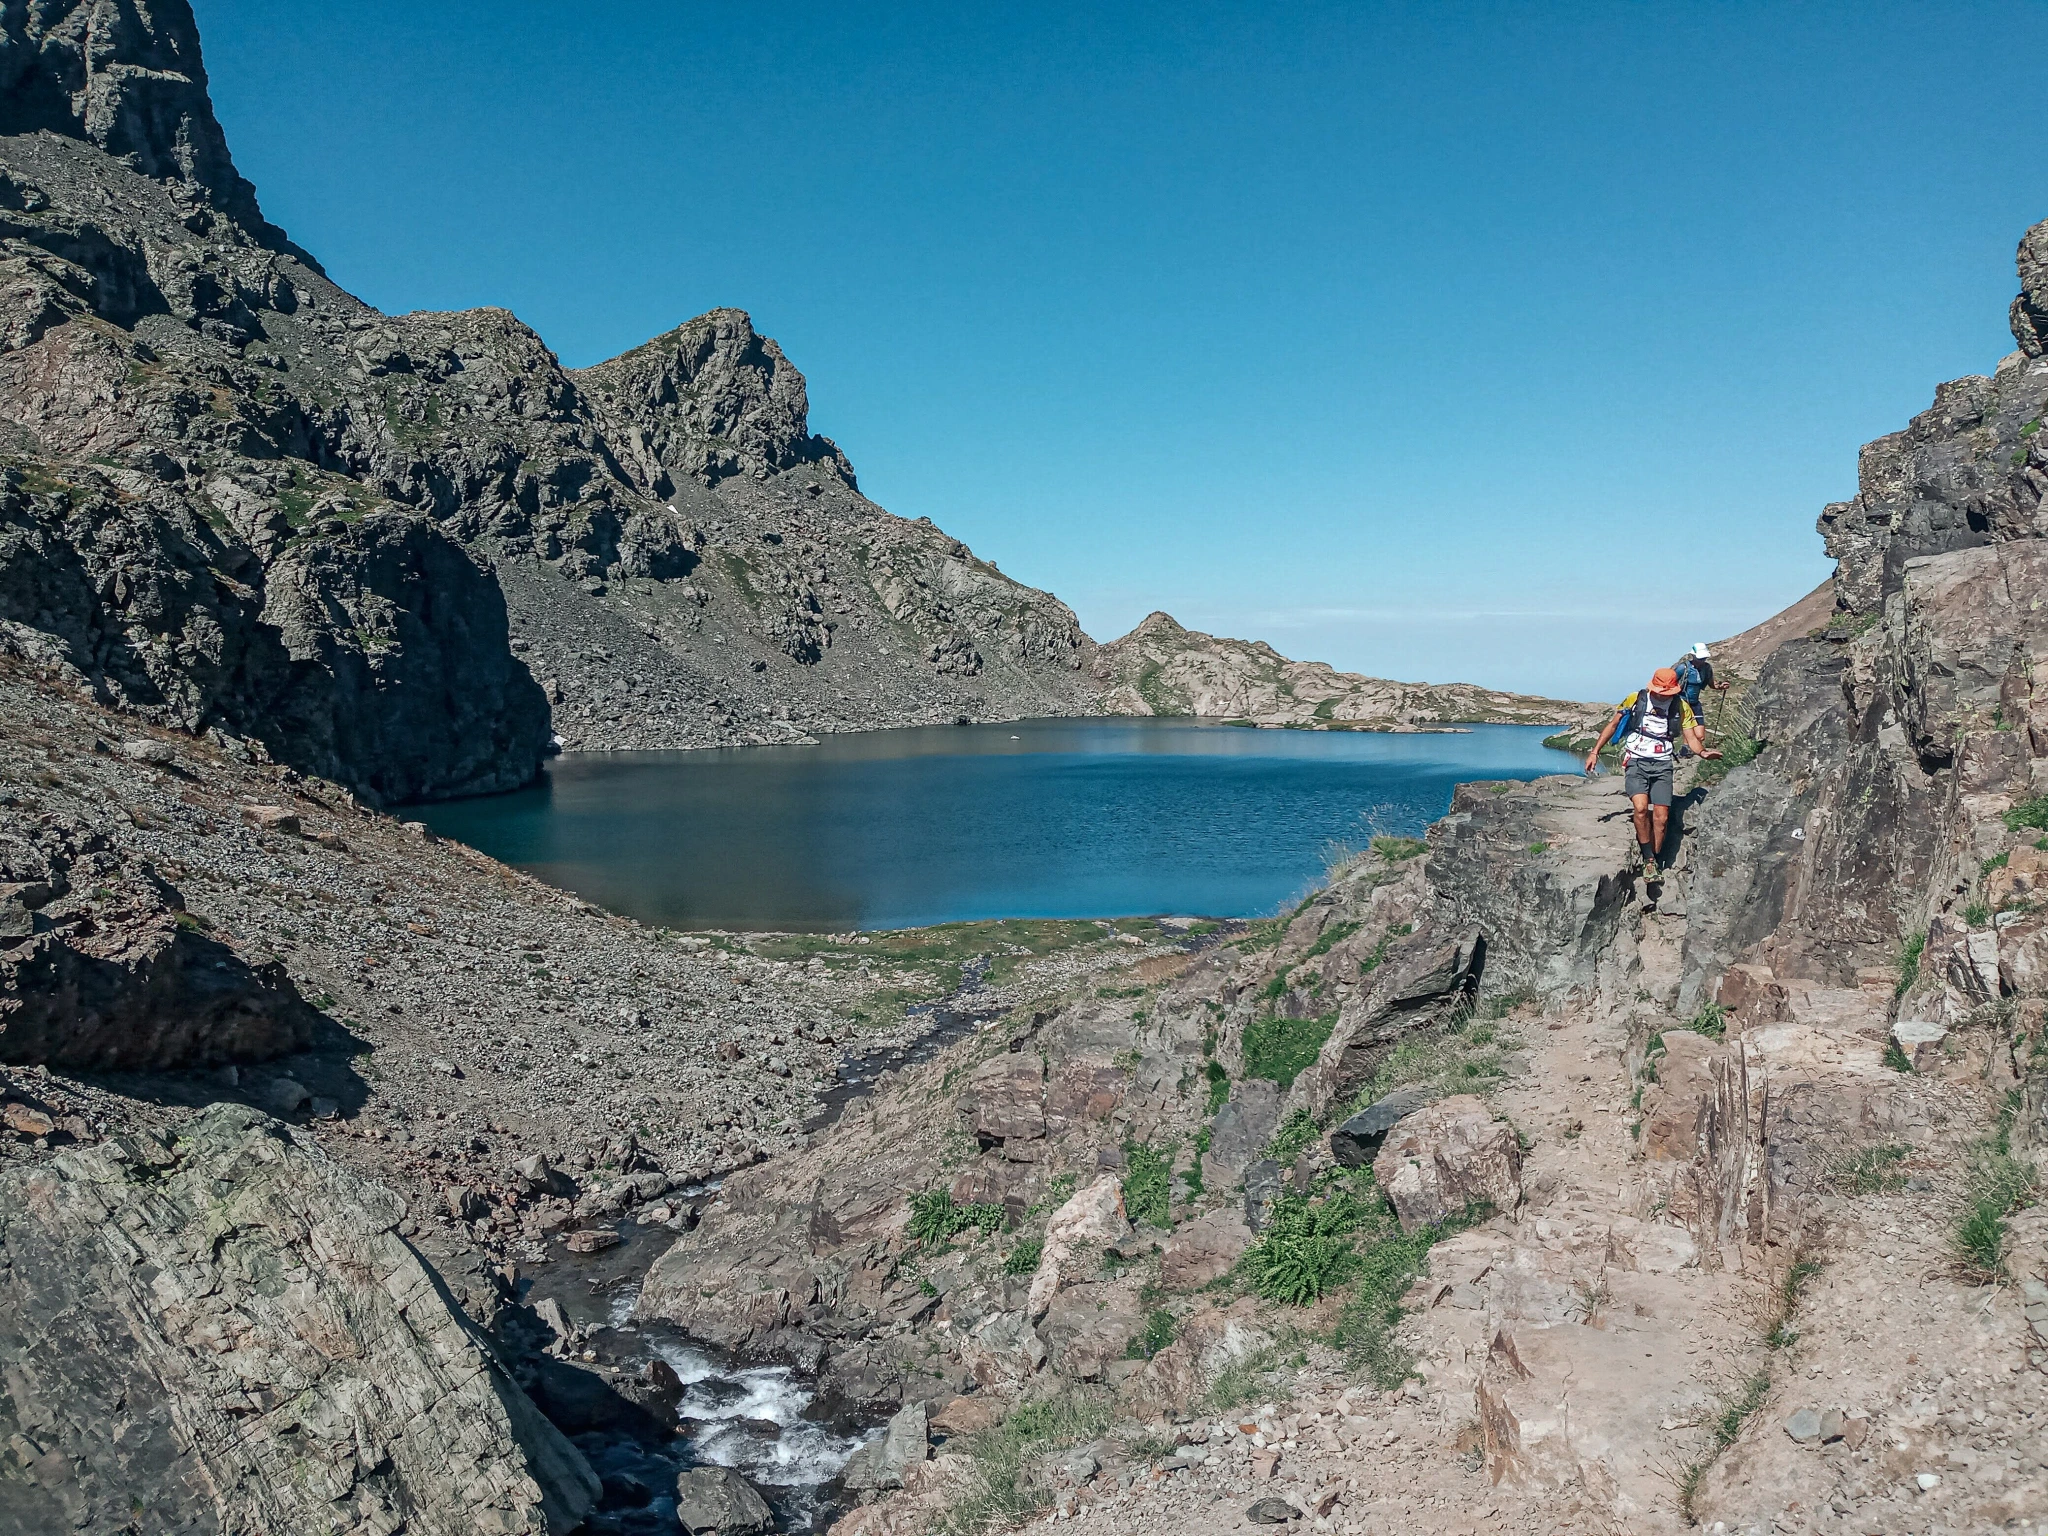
416;718;1580;931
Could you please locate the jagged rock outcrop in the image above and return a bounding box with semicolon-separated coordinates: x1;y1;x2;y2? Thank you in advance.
1682;219;2048;1018
0;0;288;248
0;1103;599;1534
1093;610;1599;729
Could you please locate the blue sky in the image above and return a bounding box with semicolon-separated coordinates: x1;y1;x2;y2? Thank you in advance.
196;1;2043;701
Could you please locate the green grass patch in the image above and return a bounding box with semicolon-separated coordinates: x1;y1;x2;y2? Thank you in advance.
1371;835;1426;863
940;1391;1114;1535
1952;1095;2037;1278
1689;1001;1728;1040
1833;1144;1910;1195
1676;1370;1773;1520
1331;1200;1492;1388
1348;1006;1508;1110
2004;796;2048;832
1882;1037;1914;1073
1304;919;1362;959
1242;1012;1337;1088
1963;901;1992;927
1125;1309;1176;1360
1204;1059;1230;1114
1003;1238;1043;1275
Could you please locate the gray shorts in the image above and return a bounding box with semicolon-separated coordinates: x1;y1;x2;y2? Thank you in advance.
1624;754;1675;806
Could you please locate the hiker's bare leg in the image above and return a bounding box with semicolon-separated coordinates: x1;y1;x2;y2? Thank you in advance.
1630;793;1652;845
1652;805;1670;858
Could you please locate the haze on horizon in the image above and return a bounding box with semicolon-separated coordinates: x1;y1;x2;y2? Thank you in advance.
194;0;2043;702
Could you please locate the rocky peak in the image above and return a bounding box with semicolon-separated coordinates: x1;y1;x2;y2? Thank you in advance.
0;0;276;241
2012;217;2048;356
575;307;854;489
1126;610;1189;640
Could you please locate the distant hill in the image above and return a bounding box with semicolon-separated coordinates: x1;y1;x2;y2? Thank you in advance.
1090;611;1604;732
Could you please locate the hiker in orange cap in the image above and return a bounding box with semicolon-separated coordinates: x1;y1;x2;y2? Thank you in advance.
1582;667;1718;881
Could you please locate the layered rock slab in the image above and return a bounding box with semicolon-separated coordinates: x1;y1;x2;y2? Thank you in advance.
0;1103;598;1534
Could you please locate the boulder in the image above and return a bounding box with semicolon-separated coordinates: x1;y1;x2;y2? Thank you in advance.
1243;1158;1284;1231
1203;1080;1282;1186
513;1153;578;1199
958;1311;1047;1389
1160;1209;1252;1289
929;1394;1003;1438
1477;1323;1709;1522
1026;1174;1128;1320
0;872;319;1070
673;1465;774;1535
1328;1086;1432;1167
841;1399;930;1491
1372;1094;1521;1232
968;1051;1045;1145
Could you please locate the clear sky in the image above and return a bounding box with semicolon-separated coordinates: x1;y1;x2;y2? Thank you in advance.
195;0;2044;701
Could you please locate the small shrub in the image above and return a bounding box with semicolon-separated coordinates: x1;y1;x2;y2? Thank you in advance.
1984;851;2011;873
1882;1037;1914;1073
1526;841;1549;855
1690;1001;1728;1039
909;1190;1005;1247
1370;835;1426;863
1242;1190;1373;1304
2003;796;2048;832
1124;1308;1176;1359
1123;1142;1172;1228
1241;1012;1337;1088
1204;1059;1230;1114
1963;901;1992;927
1003;1238;1043;1275
1894;931;1925;998
1266;1108;1320;1167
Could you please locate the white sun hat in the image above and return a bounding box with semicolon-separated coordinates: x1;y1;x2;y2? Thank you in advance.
1690;641;1712;659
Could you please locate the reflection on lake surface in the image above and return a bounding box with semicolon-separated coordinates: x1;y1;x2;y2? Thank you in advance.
415;718;1579;931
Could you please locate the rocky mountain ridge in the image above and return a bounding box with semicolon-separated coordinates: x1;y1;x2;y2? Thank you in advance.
1093;611;1601;731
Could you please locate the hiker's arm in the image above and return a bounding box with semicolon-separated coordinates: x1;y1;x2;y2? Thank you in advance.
1687;721;1719;759
1584;714;1620;773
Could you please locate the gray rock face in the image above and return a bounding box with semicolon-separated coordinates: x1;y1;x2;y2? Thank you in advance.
1203;1079;1281;1179
578;308;853;488
673;1465;775;1534
0;1104;599;1534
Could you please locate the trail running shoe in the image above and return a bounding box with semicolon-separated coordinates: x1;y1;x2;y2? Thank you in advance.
1642;856;1660;881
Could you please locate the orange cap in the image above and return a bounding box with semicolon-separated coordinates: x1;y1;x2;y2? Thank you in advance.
1649;667;1682;696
